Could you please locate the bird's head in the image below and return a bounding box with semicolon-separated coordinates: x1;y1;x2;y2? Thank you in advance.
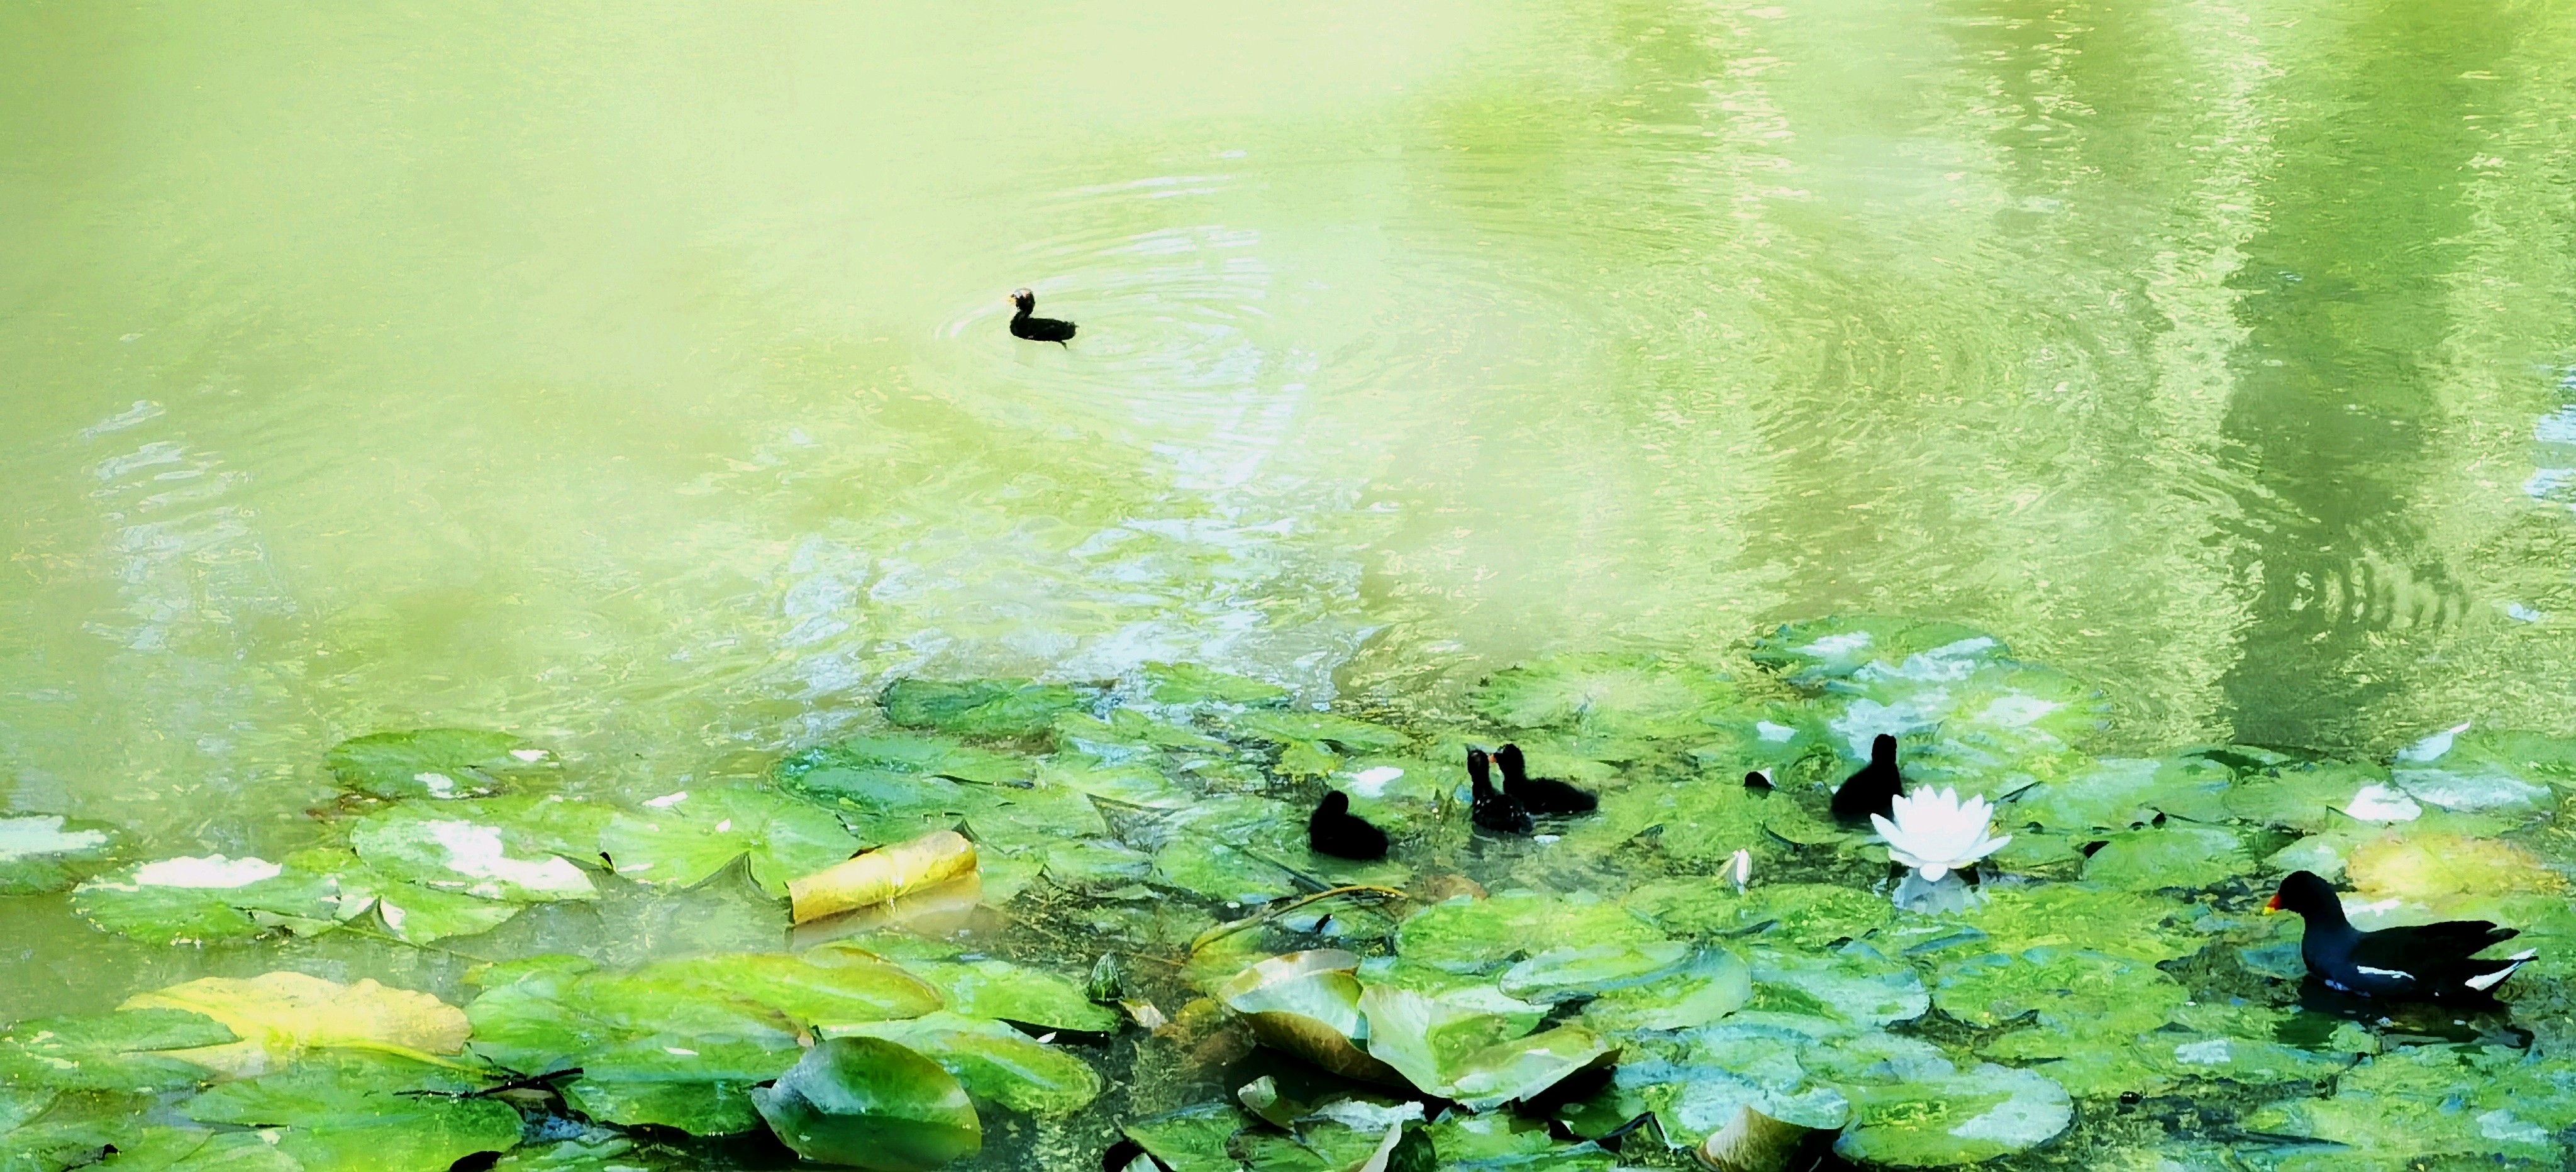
1318;790;1350;815
1007;288;1036;310
2264;870;2338;917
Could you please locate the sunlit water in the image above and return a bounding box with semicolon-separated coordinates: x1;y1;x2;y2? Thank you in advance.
5;0;2576;1154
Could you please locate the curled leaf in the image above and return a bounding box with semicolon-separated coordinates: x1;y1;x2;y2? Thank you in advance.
1219;951;1404;1085
791;830;978;925
750;1036;982;1171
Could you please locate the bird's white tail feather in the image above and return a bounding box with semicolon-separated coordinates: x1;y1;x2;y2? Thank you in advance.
2463;949;2539;992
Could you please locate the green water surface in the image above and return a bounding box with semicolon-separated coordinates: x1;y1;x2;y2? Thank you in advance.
6;1;2576;1168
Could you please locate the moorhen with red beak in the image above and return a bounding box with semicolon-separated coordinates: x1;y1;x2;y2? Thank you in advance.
2265;870;2535;1002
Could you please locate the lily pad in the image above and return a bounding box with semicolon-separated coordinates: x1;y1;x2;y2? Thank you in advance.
1948;884;2201;964
0;814;121;895
2244;1044;2576;1163
1396;890;1666;974
1219;950;1402;1085
1576;948;1754;1032
1834;1060;2072;1166
1469;653;1740;742
1223;710;1411;754
2004;756;2233;832
1625;882;1894;949
884;678;1091;739
893;954;1119;1033
2079;826;2253;891
830;1012;1103;1115
1743;943;1928;1026
1357;985;1618;1110
1122;1102;1247;1172
2345;832;2563;907
2390;726;2576;811
780;732;1034;796
604;785;858;895
1752;617;2008;687
1150;836;1302;905
324;728;548;800
181;1053;521;1171
120;971;471;1078
0;1007;236;1093
2223;762;2390;832
752;1036;983;1171
1142;661;1292;707
351;807;597;903
1499;942;1695;1003
1934;947;2187;1035
71;856;348;945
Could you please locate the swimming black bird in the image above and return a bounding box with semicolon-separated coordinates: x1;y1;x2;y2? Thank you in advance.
1307;790;1389;861
1743;770;1773;792
2265;870;2535;1002
1830;734;1904;821
1467;748;1535;836
1007;288;1077;346
1495;743;1596;815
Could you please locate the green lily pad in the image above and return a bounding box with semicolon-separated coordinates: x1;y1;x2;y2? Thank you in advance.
563;1052;779;1136
1142;661;1292;707
751;1036;983;1171
1150;837;1302;905
883;678;1091;739
1121;1102;1248;1172
1577;948;1753;1032
894;955;1118;1033
324;728;549;800
1625;882;1894;949
1947;884;2201;964
1469;653;1740;742
1357;985;1618;1110
1752;616;2008;687
71;855;347;945
2389;726;2570;812
963;782;1111;850
464;950;938;1079
2223;761;2390;832
2004;756;2233;832
780;732;1034;793
833;1012;1102;1114
1224;710;1411;754
1396;890;1666;974
181;1053;522;1172
1499;942;1695;1002
0;1008;235;1093
2245;1044;2576;1164
1051;712;1235;760
1428;1112;1615;1170
603;785;858;895
2079;826;2253;891
1743;943;1928;1026
1935;947;2188;1034
350;807;597;903
1618;1015;1857;1142
0;814;121;895
1834;1060;2072;1166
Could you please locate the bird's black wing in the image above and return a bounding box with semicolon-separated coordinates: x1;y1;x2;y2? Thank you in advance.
2348;920;2517;971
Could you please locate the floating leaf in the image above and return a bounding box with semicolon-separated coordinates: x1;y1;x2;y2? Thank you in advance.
2244;1044;2576;1164
2004;756;2233;832
1751;617;2007;687
0;1007;236;1093
1142;662;1292;707
1833;1060;2072;1166
1577;948;1753;1032
2079;826;2253;891
1150;836;1301;905
1396;890;1666;974
1499;942;1694;1003
182;1053;521;1171
1934;947;2187;1034
604;785;858;896
350;807;597;903
897;954;1119;1033
1121;1102;1247;1172
789;829;977;924
832;1012;1103;1114
2345;832;2562;907
0;814;121;895
1948;884;2201;964
1224;710;1411;753
1743;944;1927;1026
1218;951;1402;1085
1625;881;1894;950
779;733;1034;797
884;678;1090;739
2390;727;2576;811
752;1036;983;1171
2223;762;2389;832
119;971;470;1078
1357;985;1617;1110
71;855;345;945
1470;653;1740;741
324;728;547;800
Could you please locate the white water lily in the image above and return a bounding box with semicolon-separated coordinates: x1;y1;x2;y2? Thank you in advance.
1870;787;2010;883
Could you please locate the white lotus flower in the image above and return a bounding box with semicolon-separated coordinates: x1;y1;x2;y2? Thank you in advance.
1870;787;2009;882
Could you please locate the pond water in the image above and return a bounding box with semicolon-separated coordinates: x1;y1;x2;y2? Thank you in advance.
5;2;2576;1169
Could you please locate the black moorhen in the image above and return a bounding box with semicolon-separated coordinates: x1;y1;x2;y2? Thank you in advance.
1496;743;1596;815
1830;734;1905;821
1743;770;1773;792
1307;790;1389;861
1007;288;1077;346
2265;870;2536;1002
1468;748;1535;836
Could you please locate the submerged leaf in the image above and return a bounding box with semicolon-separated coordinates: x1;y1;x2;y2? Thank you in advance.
752;1036;983;1171
325;728;547;800
0;1007;236;1093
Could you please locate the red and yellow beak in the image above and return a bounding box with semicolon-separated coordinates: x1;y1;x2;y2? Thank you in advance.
2261;893;2282;915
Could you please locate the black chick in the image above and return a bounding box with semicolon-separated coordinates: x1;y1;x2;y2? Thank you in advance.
2267;870;2535;1002
1007;288;1077;346
1496;743;1596;815
1307;790;1389;861
1467;748;1535;836
1830;734;1904;822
